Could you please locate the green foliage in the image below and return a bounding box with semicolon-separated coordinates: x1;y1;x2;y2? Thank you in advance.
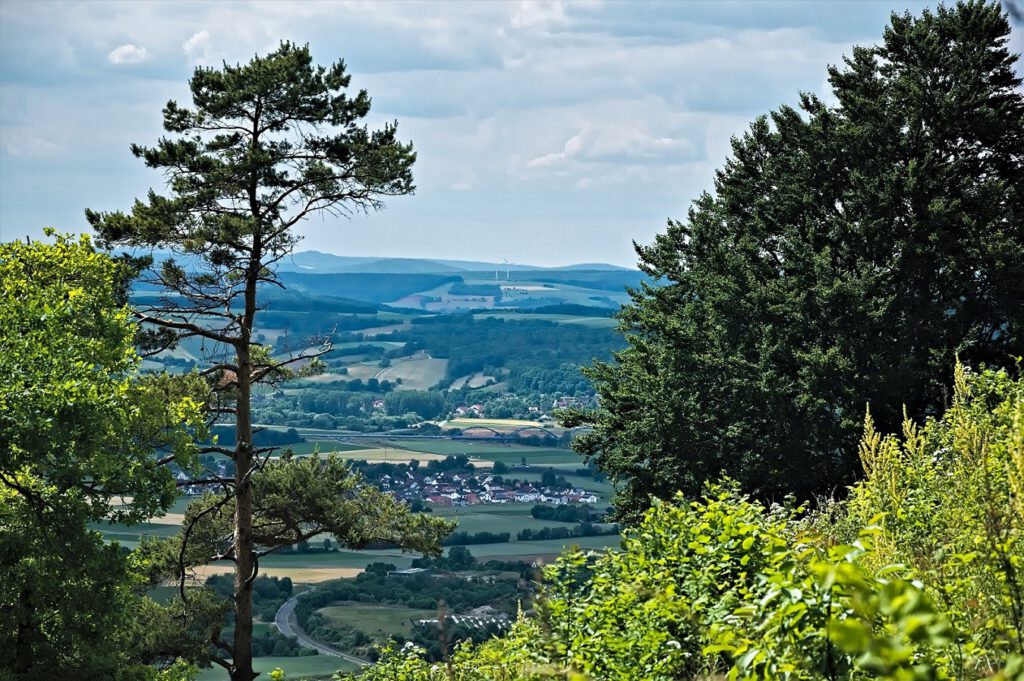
566;0;1024;519
384;390;447;420
0;235;206;679
350;364;1023;680
824;363;1024;673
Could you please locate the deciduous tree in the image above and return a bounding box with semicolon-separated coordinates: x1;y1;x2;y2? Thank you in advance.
0;233;207;679
565;0;1024;519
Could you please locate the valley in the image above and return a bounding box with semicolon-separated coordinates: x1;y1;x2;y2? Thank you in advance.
110;257;633;678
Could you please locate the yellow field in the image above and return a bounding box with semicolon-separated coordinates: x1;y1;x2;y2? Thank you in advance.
312;447;494;468
446;417;558;431
191;565;364;582
300;372;356;384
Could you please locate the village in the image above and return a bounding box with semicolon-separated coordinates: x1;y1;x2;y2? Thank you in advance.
377;467;600;508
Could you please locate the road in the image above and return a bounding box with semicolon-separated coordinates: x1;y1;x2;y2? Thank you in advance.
274;588;368;667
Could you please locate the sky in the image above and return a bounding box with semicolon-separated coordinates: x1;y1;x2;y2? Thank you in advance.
1;0;1020;267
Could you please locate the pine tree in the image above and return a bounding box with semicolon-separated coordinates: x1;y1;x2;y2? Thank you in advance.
87;43;451;680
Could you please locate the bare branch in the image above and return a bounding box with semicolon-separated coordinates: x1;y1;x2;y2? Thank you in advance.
134;311;237;346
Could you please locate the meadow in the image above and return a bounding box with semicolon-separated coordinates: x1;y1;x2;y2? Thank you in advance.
318;602;437;638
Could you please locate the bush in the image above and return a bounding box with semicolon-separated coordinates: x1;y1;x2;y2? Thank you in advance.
348;364;1024;680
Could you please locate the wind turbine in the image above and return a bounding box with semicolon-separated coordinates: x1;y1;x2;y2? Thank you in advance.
503;259;511;281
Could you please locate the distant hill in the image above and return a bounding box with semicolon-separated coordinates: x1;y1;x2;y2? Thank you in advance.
277;250;632;274
119;248;634;275
122;249;647;311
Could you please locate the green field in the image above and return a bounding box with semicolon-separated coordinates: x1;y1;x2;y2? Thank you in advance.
253;622;276;636
468;534;621;560
195;654;358;680
318;602;436;638
388;439;583;464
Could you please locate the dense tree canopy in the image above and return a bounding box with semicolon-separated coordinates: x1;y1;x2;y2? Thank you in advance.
0;235;206;679
566;0;1024;519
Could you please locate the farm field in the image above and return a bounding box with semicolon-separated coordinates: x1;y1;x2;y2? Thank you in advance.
469;533;622;561
322;447;473;465
193;564;367;583
289;441;493;467
281;441;371;456
445;417;557;431
333;361;380;380
375;355;448;390
318;602;436;638
297;372;359;384
333;340;405;350
386;439;582;465
195;654;357;680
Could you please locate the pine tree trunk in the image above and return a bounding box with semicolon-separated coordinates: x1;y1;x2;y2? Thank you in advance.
232;348;255;681
232;262;258;681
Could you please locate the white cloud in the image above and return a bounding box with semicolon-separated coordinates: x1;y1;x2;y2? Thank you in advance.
528;124;697;169
182;30;213;64
107;43;148;64
510;1;566;29
0;0;926;265
2;135;59;157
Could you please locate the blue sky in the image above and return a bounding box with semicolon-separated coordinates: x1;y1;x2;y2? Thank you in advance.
1;1;1019;267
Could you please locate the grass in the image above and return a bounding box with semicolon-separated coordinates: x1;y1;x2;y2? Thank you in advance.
253;622;275;636
469;533;622;560
195;655;358;680
318;602;436;638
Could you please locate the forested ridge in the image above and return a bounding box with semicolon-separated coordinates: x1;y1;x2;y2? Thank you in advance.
2;2;1023;680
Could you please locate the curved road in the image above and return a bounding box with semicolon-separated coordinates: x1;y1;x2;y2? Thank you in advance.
274;588;368;667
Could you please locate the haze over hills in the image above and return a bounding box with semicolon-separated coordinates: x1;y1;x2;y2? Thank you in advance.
126;248;649;313
275;250;634;274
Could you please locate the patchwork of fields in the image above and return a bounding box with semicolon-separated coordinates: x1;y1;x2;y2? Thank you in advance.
101;437;618;579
